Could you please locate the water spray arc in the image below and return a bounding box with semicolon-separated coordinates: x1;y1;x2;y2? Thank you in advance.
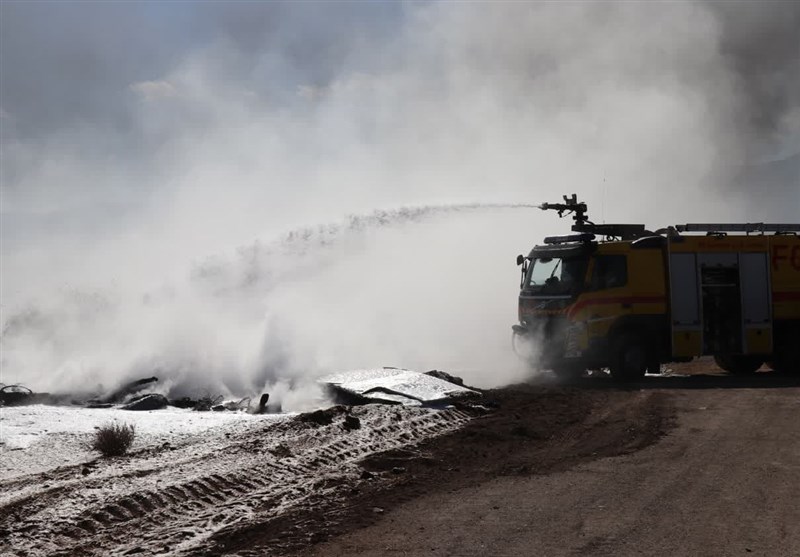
1;201;540;401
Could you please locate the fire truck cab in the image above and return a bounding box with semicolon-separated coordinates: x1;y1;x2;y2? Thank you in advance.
513;195;800;380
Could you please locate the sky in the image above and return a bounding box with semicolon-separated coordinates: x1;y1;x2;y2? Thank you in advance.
1;1;798;400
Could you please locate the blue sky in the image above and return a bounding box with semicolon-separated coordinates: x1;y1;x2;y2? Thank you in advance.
0;2;406;140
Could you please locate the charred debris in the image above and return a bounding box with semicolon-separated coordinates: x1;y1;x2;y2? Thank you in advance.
0;368;481;413
0;378;278;414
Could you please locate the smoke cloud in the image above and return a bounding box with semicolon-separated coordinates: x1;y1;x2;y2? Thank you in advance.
1;2;798;404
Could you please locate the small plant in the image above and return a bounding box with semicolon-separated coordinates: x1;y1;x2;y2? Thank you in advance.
91;422;136;457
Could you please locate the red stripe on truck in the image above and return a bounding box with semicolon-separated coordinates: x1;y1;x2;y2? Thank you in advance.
567;296;666;318
773;291;800;302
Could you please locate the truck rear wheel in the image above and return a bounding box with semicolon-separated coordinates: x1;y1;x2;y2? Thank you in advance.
714;354;763;375
609;333;649;381
767;327;800;375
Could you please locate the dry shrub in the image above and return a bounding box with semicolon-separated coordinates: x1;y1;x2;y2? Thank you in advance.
91;422;136;457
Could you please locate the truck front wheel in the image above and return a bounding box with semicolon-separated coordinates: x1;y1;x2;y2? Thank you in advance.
551;365;585;381
609;333;649;381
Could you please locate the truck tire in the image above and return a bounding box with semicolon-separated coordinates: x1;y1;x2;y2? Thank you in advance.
714;354;762;375
551;365;585;381
511;329;537;365
609;332;649;381
767;327;800;375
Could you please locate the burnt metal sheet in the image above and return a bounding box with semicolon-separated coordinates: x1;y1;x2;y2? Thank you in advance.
320;368;477;407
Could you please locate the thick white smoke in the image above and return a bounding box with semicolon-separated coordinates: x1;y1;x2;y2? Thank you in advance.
1;2;798;405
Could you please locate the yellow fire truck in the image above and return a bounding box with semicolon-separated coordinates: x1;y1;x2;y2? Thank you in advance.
512;195;800;380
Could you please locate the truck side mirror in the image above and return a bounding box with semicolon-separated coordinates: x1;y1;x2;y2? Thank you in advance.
518;256;528;289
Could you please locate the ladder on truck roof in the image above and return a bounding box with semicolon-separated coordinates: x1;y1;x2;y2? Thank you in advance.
675;223;800;234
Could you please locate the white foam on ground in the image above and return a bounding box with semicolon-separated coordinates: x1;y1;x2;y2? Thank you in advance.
0;402;472;556
0;404;289;478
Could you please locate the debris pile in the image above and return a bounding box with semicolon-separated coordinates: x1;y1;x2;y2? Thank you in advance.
2;368;479;415
0;378;267;414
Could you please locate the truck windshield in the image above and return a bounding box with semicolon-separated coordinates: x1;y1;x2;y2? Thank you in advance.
526;256;587;295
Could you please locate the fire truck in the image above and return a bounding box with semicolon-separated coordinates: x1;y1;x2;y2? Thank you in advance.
512;195;800;380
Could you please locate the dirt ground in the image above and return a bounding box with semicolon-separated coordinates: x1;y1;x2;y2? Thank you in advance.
306;363;800;557
3;360;800;556
205;384;672;557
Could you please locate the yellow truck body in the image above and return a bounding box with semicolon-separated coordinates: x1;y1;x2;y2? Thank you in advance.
513;198;800;380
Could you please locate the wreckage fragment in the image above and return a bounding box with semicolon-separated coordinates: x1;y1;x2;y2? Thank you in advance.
0;385;33;406
320;368;478;407
103;377;159;403
424;370;465;386
249;393;280;414
122;393;169;411
300;407;339;426
343;414;361;430
193;394;223;411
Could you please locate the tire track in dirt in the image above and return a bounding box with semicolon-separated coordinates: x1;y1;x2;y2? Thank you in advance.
193;386;674;557
0;405;471;557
